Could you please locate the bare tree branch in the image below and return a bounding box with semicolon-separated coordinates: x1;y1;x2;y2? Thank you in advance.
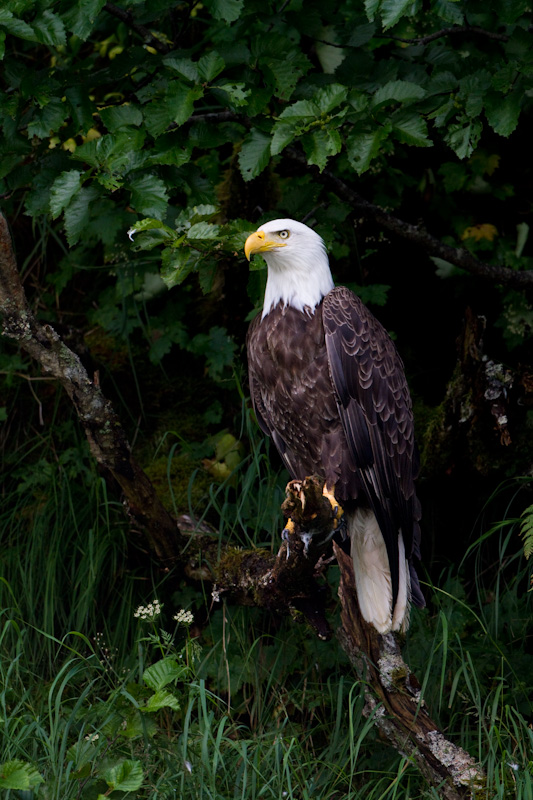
374;25;509;45
313;24;510;50
286;148;533;290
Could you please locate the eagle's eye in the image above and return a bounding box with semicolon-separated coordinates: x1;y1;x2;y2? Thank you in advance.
278;230;290;239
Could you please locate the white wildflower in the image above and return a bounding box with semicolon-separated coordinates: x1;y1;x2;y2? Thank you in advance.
85;733;99;742
173;609;194;625
134;599;162;620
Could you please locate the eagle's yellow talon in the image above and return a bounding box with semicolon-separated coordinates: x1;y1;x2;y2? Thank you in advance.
322;484;343;527
282;518;296;536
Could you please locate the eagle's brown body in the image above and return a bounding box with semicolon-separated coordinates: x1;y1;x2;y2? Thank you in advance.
247;286;424;615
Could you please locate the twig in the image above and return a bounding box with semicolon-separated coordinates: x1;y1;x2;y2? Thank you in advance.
104;2;171;54
374;25;509;45
286;148;533;290
314;24;509;50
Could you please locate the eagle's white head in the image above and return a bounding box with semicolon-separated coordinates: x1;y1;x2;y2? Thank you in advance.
244;218;334;319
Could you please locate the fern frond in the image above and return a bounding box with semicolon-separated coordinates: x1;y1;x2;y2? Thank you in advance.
519;504;533;560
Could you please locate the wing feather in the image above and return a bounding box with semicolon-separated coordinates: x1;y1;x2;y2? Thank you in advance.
323;286;421;609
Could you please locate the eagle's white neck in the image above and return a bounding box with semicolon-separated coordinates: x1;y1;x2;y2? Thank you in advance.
261;241;334;319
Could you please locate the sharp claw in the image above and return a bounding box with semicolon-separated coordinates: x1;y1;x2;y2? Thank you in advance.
282;518;296;559
322;483;343;525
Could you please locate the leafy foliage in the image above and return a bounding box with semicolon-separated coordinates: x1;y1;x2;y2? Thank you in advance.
1;0;532;383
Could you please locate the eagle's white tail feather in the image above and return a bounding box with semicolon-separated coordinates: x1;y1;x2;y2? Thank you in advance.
391;530;411;633
348;508;411;634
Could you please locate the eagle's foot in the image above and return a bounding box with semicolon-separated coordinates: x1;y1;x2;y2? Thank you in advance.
282;518;296;559
322;484;344;528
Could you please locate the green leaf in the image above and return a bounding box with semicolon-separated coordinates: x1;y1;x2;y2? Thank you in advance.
27;97;67;138
0;11;36;41
198;50;225;82
302;128;342;171
0;760;43;790
238;129;271;182
262;55;310;100
187;204;219;222
444;118;482;159
352;283;391;307
160;248;194;289
187;221;221;239
380;0;414;30
145;84;204;138
346;126;389;174
485;89;522;138
33;10;66;46
390;109;432;147
127;218;176;240
364;0;381;21
496;0;529;24
65;85;95;133
438;162;467;193
314;84;348;114
99;103;143;132
144;689;181;712
203;0;244;22
63;0;106;40
190;326;236;379
270;121;296;156
143;656;189;690
215;82;250;106
103;759;144;793
163;57;199;82
129;174;169;220
278;98;318;121
433;0;464;24
49;170;83;219
147;135;193;167
63;185;100;245
372;80;426;108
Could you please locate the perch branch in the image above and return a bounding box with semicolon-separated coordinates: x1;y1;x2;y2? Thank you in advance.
334;543;485;799
104;2;171;54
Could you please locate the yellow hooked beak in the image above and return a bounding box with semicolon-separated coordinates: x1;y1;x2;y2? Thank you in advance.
244;230;288;261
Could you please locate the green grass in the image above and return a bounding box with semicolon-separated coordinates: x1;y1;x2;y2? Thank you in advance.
1;415;533;798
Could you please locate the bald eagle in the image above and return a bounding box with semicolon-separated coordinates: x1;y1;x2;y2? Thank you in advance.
244;219;424;633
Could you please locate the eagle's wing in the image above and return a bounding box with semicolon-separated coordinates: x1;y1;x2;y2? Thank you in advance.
246;312;296;477
322;286;422;608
